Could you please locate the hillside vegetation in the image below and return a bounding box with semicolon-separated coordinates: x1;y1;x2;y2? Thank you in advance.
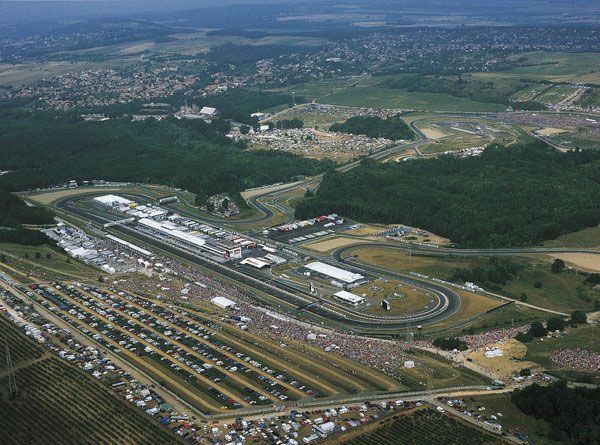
296;142;600;247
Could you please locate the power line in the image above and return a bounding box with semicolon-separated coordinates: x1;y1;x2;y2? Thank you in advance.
5;336;18;401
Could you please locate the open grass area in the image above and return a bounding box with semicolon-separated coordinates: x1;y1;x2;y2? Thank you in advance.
468;393;555;444
345;246;599;312
0;315;178;445
398;349;490;389
543;225;600;248
354;279;438;316
26;187;127;205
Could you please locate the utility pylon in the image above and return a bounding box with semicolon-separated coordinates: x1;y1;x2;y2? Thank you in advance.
5;337;18;401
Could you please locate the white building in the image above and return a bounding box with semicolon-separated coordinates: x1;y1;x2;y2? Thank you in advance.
305;262;366;286
333;290;365;306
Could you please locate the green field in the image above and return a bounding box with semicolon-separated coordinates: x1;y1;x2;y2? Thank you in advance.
468;393;555;444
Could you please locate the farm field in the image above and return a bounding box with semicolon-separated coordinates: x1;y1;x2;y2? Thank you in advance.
501;52;600;84
343;246;599;312
0;315;178;445
334;408;509;445
318;84;506;112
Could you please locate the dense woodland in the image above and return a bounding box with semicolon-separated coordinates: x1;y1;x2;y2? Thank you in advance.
0;189;54;228
296;142;600;247
0;112;328;206
329;115;414;140
512;383;600;444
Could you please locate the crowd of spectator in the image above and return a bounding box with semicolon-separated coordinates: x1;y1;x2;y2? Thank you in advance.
550;348;600;372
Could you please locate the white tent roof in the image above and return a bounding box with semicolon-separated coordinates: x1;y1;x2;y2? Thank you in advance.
211;296;236;309
306;261;365;284
93;194;133;206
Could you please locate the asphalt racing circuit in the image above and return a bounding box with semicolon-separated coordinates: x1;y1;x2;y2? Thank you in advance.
52;194;462;335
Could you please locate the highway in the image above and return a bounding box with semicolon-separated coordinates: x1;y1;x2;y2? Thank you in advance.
331;240;600;259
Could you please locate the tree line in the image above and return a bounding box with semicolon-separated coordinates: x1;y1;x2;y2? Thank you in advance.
296;141;600;247
512;382;600;444
329;114;415;140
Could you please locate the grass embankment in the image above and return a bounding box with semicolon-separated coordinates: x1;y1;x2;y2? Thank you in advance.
0;243;100;282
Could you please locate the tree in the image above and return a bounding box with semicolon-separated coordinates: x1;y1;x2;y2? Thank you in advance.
519;292;528;302
533;281;542;288
46;253;51;259
98;276;104;283
551;258;566;273
571;310;587;324
515;331;534;343
0;253;6;263
34;251;41;259
66;257;71;264
239;125;250;135
519;368;532;376
530;321;548;337
546;317;566;332
221;198;230;212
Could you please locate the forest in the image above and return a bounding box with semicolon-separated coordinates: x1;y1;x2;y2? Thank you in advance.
512;382;600;445
0;189;54;228
0;112;327;206
296;141;600;247
329;114;414;140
